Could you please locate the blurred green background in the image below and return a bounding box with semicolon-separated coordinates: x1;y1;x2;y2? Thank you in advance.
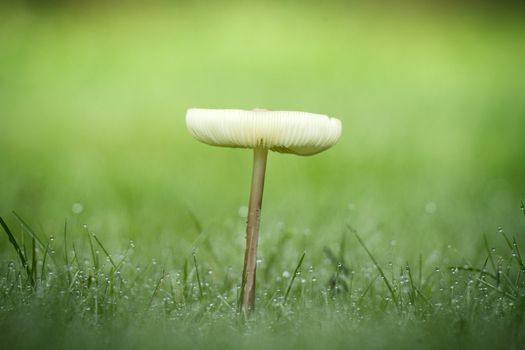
1;1;524;274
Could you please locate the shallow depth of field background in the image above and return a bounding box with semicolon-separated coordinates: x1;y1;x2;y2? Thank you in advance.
1;1;524;276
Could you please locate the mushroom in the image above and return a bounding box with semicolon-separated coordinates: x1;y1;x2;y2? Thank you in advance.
186;108;342;314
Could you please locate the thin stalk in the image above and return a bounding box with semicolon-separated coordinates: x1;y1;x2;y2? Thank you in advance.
240;146;268;314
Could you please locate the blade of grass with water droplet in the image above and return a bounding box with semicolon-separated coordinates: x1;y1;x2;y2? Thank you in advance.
483;234;497;276
147;268;166;310
418;253;423;290
357;274;380;306
283;251;305;305
500;229;525;270
511;237;524;269
92;234;116;269
447;265;497;281
84;225;98;270
40;241;49;283
0;216;33;285
182;258;189;302
63;218;68;267
476;278;517;301
406;263;417;305
353;229;399;309
31;233;36;286
193;253;203;300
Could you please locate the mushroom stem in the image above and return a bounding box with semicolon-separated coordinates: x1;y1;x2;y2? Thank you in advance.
240;146;268;314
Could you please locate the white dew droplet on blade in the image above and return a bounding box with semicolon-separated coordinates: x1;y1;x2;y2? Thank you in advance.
72;203;84;214
282;271;291;278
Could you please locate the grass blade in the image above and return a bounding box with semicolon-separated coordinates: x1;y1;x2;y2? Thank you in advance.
418;253;423;289
500;229;525;270
12;211;45;249
193;253;204;299
92;234;117;269
0;216;33;285
31;233;36;286
40;241;50;283
352;229;399;308
511;237;524;270
64;218;68;267
476;278;517;301
182;258;189;302
357;274;380;305
147;268;166;310
283;251;306;305
406;263;417;305
84;225;98;270
447;265;498;281
483;234;497;276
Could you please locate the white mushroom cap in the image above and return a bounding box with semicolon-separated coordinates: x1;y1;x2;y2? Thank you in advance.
186;108;342;156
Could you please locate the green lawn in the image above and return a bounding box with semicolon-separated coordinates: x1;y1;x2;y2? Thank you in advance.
1;2;525;349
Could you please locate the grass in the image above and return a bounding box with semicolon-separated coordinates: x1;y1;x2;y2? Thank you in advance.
0;1;524;349
0;209;524;349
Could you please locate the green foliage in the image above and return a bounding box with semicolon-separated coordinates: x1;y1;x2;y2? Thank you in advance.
1;210;525;349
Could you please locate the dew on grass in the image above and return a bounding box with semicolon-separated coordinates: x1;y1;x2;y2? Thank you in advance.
282;271;291;278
